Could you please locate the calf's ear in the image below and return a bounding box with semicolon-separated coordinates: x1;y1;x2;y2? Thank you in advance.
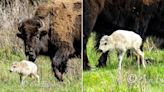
16;33;24;39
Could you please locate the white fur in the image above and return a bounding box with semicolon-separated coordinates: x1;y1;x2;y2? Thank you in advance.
99;29;146;84
10;60;39;85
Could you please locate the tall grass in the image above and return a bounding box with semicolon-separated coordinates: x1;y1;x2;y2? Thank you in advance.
83;33;164;92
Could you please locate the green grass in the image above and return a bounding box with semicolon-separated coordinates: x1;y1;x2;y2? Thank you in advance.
0;47;82;92
83;33;164;92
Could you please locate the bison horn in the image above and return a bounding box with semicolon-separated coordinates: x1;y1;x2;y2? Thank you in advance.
18;22;24;33
18;23;22;32
18;19;23;32
38;19;45;31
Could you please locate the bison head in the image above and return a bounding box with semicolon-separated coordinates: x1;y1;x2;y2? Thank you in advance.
17;18;48;62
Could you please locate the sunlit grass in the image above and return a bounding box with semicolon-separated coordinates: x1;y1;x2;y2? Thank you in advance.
0;48;82;92
83;33;164;92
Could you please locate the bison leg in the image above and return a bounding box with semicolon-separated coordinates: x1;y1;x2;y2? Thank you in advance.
83;29;91;70
83;0;105;70
51;64;64;81
51;46;75;81
96;51;109;67
83;50;91;70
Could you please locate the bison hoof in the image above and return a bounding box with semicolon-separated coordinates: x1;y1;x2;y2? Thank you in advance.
55;72;63;81
96;63;106;68
83;64;91;70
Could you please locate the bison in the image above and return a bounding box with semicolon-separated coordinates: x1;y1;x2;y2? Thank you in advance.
83;0;164;70
99;30;145;74
17;1;81;81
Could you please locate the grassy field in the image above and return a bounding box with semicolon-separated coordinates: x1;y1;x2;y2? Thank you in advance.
0;47;82;92
83;33;164;92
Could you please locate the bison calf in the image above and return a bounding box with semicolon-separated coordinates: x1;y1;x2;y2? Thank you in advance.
99;30;146;84
9;60;39;85
99;30;146;68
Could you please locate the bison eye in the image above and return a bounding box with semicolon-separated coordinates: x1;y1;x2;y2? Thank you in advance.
34;33;40;39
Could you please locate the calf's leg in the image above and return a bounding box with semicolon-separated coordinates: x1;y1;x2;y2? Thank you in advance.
20;75;28;85
117;50;124;75
117;50;125;85
136;49;146;68
33;73;40;83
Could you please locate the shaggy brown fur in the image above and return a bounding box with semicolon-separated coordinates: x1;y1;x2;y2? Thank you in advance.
17;0;81;81
34;1;81;45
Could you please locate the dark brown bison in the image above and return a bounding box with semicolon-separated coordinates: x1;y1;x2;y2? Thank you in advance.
17;1;81;81
84;0;164;70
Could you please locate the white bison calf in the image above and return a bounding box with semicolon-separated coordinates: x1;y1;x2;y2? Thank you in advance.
10;60;39;85
99;30;146;83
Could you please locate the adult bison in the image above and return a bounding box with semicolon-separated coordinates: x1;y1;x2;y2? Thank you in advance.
83;0;164;70
17;1;81;81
